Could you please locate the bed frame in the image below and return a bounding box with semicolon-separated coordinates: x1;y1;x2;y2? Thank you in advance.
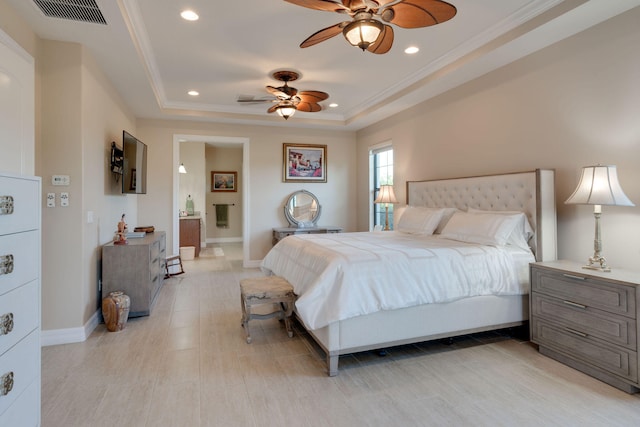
301;169;557;376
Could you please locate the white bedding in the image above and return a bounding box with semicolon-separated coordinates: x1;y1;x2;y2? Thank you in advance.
260;231;535;330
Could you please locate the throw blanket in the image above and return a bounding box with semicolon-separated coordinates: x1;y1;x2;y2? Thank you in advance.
215;204;228;228
261;232;534;330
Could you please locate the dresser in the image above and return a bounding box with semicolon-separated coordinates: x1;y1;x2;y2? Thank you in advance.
272;226;342;246
530;260;640;393
0;173;41;426
179;217;201;257
102;232;166;317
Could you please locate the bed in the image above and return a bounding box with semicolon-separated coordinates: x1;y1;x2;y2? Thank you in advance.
261;169;557;376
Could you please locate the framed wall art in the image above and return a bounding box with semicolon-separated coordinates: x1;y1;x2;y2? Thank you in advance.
211;171;237;192
283;143;327;183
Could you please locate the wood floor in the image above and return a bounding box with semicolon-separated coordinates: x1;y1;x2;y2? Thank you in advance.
42;243;640;426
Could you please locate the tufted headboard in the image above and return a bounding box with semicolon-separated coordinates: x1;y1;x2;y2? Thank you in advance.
406;169;557;262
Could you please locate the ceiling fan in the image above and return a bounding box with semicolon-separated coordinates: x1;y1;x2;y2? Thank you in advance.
237;70;329;120
285;0;457;54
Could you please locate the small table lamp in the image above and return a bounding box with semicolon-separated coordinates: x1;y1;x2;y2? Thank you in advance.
374;185;398;231
565;165;634;272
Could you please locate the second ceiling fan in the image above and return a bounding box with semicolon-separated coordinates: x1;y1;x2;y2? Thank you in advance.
285;0;457;54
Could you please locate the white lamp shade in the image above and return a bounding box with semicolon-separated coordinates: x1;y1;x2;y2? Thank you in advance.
565;165;634;206
178;163;187;174
276;105;296;120
374;185;398;204
343;19;383;49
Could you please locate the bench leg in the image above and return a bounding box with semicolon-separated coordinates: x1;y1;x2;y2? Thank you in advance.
240;295;251;344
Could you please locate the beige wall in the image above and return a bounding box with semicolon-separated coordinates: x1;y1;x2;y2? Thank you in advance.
356;7;640;271
206;146;243;241
136;119;357;261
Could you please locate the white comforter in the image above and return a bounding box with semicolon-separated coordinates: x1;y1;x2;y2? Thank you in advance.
260;232;534;330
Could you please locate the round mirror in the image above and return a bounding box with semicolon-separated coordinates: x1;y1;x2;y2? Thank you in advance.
284;190;321;228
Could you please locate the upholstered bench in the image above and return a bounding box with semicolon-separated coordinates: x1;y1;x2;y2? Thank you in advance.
239;276;296;344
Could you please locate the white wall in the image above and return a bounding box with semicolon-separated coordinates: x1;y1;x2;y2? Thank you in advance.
356;8;640;271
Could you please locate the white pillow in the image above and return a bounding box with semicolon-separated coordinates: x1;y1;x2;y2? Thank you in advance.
467;208;533;250
396;207;445;235
439;211;522;246
434;207;460;234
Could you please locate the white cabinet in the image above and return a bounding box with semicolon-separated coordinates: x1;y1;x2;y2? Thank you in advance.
0;173;41;425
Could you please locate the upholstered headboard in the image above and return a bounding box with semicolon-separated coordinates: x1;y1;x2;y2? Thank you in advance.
406;169;557;262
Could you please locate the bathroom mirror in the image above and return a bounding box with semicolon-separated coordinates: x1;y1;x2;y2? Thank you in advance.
284;190;321;228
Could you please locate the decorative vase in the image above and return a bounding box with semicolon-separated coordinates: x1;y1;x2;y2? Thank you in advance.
102;291;130;332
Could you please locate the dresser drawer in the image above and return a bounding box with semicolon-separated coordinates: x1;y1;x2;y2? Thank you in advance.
0;378;39;426
531;268;635;318
532;293;636;349
0;330;40;417
0;176;39;236
533;319;637;382
0;231;39;295
0;280;39;357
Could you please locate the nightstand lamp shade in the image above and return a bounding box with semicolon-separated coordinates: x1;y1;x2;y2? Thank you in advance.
565;165;634;272
374;185;398;231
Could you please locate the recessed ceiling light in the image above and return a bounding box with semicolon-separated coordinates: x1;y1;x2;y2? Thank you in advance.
404;46;419;54
329;103;338;108
188;90;199;96
180;10;199;21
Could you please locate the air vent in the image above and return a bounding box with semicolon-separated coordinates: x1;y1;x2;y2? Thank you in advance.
33;0;107;25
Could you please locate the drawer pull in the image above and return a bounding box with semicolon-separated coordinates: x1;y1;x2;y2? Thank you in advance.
0;372;14;397
0;196;14;215
562;300;587;310
0;254;14;276
565;327;588;338
562;273;586;281
0;313;14;336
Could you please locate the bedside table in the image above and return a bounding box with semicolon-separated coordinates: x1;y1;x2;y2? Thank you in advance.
530;260;640;393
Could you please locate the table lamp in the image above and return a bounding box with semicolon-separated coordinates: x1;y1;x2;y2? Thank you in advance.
374;185;398;231
565;165;634;272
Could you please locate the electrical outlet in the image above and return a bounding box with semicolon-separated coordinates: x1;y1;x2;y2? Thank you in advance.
60;192;69;207
46;193;55;208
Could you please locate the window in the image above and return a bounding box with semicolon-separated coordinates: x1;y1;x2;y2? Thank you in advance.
370;144;394;229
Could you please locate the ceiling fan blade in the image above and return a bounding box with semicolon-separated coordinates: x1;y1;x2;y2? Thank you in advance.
296;101;322;112
237;95;275;103
267;105;279;114
298;91;329;103
266;86;290;99
367;24;393;54
284;0;350;13
385;0;456;29
300;22;347;48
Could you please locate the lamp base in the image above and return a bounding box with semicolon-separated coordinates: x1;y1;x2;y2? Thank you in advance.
583;255;611;272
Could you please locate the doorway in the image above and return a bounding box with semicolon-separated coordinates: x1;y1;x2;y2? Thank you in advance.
172;134;250;266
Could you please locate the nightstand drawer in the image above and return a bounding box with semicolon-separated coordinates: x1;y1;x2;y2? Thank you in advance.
533;319;638;382
531;268;635;318
532;294;636;349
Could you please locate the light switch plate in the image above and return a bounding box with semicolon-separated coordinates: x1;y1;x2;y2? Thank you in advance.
52;175;70;186
47;193;55;208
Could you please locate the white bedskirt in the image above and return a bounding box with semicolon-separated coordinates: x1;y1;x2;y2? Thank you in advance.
261;232;534;330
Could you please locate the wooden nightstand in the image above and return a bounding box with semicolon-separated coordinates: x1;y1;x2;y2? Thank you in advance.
530;260;640;393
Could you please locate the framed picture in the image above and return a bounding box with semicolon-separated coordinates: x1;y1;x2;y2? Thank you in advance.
211;171;237;192
283;143;327;183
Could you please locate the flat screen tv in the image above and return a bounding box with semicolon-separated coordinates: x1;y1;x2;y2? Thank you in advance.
122;130;147;194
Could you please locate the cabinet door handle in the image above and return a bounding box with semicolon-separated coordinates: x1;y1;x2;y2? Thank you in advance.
0;254;14;276
0;195;14;215
565;327;588;338
0;372;14;397
562;273;586;281
0;313;14;336
563;300;587;309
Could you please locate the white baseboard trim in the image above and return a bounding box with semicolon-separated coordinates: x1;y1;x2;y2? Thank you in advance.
41;309;100;346
206;237;243;244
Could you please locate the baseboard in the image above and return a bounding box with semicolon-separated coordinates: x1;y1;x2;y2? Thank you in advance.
41;309;100;346
206;237;243;244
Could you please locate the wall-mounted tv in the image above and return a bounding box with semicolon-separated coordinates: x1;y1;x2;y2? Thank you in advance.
122;130;147;194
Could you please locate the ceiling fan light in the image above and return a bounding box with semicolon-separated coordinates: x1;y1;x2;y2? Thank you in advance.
276;105;296;120
343;19;383;50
